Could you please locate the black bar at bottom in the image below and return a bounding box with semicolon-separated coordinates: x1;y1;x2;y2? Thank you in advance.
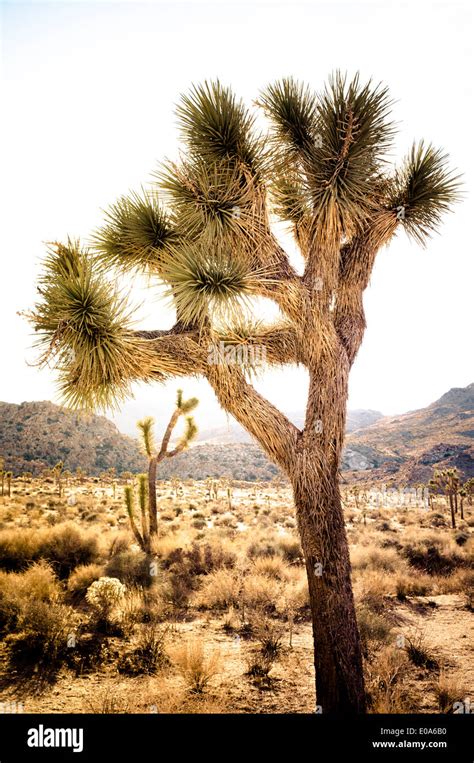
0;713;472;761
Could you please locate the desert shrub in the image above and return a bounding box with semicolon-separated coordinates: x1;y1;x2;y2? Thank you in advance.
86;577;126;630
403;542;467;576
365;645;413;713
246;537;280;559
436;673;470;713
275;536;303;564
118;624;169;675
251;556;292;581
67;563;105;603
39;524;99;578
434;568;474;595
172;640;221;693
193;569;240;610
0;528;41;571
356;604;392;656
0;562;60;635
6;600;78;672
65;633;119;675
105;550;153;587
454;532;469;547
162;542;236;576
242;574;281;611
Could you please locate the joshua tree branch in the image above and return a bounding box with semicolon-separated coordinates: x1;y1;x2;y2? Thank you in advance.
205;363;299;472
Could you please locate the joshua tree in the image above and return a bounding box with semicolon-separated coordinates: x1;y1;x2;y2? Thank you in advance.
5;472;12;498
137;389;198;536
0;458;4;497
28;74;460;713
464;477;474;507
52;460;64;497
430;468;460;528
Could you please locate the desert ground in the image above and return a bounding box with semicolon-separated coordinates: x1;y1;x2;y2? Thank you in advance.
0;475;472;714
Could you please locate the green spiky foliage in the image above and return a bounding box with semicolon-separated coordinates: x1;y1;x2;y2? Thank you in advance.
137;416;155;459
387;142;461;245
260;73;396;242
92;189;178;274
29;240;159;409
30;74;461;715
176;389;199;414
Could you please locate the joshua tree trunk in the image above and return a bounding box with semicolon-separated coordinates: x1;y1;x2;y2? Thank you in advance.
207;354;365;713
449;494;456;529
148;456;158;536
294;471;366;713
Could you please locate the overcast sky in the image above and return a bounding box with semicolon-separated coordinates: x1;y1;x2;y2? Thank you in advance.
1;0;472;435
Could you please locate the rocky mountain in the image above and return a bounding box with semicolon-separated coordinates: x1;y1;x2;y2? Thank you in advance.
2;385;472;483
0;401;146;476
342;384;474;482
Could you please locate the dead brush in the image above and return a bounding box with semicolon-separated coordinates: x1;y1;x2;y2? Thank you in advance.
436;672;470;713
404;631;439;671
172;639;221;694
365;645;413;713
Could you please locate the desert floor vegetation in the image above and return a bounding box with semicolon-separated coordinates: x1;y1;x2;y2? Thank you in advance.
0;475;472;713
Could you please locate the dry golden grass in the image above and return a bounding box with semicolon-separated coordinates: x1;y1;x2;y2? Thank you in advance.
0;475;472;714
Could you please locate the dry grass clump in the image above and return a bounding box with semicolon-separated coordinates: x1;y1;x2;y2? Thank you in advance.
171;639;221;693
0;562;61;634
436;672;470;713
193;568;240;609
356;603;393;656
395;573;434;599
365;645;414;713
66;563;104;603
118;624;169;675
251;555;292;581
242;574;281;611
0;523;99;578
404;631;439;670
350;543;403;573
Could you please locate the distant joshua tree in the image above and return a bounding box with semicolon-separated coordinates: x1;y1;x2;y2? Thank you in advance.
137;389;198;536
0;457;4;497
429;468;460;528
29;74;460;713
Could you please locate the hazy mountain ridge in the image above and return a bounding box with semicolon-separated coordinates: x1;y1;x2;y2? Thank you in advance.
343;383;474;481
1;385;472;481
197;408;384;444
0;401;146;476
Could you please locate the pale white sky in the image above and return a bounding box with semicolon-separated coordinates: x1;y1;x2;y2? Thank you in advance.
1;0;472;435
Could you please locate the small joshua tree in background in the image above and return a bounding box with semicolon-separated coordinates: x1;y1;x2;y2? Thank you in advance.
137;389;198;538
52;460;64;497
429;468;460;529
